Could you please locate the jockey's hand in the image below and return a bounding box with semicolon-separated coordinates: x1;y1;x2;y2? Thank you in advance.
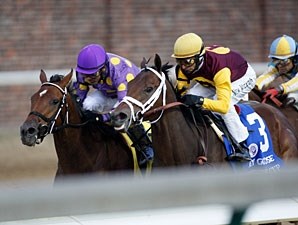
181;94;204;108
263;88;280;99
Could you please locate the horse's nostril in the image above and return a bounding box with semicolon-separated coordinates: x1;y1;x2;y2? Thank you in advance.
117;113;127;120
119;112;128;120
28;127;37;135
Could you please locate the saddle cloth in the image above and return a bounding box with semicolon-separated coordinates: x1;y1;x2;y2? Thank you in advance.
227;104;283;171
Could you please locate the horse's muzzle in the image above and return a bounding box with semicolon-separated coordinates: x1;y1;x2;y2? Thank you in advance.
110;111;130;132
20;120;42;146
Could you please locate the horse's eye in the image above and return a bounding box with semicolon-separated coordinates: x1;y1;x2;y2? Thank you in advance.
51;99;60;105
145;87;154;93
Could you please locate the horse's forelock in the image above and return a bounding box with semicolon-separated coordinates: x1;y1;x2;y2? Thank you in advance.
161;62;173;74
49;74;64;83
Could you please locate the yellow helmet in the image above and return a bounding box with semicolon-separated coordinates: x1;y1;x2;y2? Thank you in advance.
172;33;205;58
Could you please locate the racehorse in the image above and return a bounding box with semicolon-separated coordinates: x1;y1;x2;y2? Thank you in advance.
111;54;298;168
249;76;298;132
20;69;136;181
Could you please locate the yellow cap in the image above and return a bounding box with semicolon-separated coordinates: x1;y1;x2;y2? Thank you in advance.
172;33;205;58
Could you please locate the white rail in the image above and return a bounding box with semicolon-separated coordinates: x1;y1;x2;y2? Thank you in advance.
0;164;298;224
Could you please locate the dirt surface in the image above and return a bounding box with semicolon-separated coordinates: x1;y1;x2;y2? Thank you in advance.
0;126;57;187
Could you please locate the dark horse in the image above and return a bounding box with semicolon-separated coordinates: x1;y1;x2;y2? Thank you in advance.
111;54;298;168
20;69;136;180
249;76;298;132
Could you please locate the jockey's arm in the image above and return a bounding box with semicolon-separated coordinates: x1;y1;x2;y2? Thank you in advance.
202;67;232;114
255;66;279;91
280;73;298;94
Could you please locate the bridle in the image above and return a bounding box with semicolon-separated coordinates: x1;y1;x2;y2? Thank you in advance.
29;82;88;144
119;67;167;128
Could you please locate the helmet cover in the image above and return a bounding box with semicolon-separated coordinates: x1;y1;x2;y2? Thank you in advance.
76;44;107;74
269;35;297;59
172;33;205;58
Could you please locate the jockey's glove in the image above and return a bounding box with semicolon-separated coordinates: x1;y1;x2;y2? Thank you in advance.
181;94;204;108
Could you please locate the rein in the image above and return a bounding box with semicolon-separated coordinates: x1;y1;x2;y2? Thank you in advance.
253;87;283;107
143;102;185;117
262;95;283;107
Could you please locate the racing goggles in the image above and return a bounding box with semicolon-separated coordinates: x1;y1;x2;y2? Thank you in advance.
272;58;292;66
176;57;196;67
79;66;106;78
176;55;204;67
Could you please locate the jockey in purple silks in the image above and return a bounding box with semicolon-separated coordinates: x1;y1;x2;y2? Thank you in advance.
73;44;154;166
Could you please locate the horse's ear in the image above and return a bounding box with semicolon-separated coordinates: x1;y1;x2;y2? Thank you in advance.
39;69;48;83
61;69;73;88
154;54;162;72
140;57;147;69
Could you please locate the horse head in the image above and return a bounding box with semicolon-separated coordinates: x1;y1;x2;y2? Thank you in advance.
20;69;73;146
111;54;175;131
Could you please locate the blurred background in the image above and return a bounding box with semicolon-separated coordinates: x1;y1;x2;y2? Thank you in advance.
0;0;297;183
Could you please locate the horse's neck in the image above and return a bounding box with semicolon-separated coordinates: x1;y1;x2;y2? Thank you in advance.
150;95;205;166
53;97;134;173
52;93;90;172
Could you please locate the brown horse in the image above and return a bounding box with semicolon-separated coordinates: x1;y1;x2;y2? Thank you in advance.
20;70;136;180
249;76;298;132
111;54;298;169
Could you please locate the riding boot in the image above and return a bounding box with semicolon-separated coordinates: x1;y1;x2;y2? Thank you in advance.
226;141;251;162
127;124;154;166
207;112;251;162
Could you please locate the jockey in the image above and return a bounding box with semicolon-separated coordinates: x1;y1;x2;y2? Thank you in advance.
255;35;298;109
72;44;154;166
170;33;256;161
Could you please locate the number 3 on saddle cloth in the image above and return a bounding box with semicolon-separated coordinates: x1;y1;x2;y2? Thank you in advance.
221;104;283;171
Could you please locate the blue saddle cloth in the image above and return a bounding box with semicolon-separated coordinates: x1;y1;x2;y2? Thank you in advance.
225;104;283;171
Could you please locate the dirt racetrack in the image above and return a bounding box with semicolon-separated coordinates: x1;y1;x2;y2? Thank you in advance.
0;126;57;186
